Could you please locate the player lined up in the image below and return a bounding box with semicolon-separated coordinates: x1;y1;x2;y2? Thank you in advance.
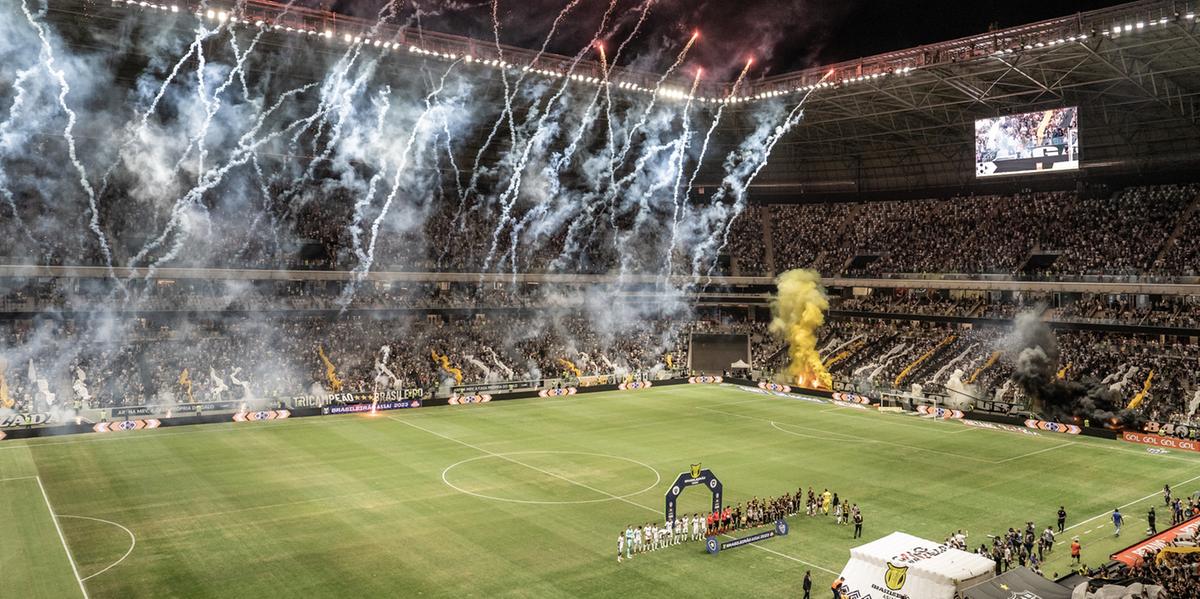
618;487;866;562
619;514;707;561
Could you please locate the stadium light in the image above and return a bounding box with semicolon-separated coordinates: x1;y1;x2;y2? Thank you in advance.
170;5;178;12
1188;13;1196;20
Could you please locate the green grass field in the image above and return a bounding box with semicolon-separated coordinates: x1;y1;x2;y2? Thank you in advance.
3;384;1198;598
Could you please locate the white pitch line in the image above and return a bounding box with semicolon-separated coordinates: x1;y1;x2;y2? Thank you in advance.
36;476;88;599
0;475;37;483
59;515;136;581
386;414;838;574
1061;471;1200;536
992;442;1076;464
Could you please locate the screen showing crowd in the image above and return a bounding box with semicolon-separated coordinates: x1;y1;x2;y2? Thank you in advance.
975;107;1079;177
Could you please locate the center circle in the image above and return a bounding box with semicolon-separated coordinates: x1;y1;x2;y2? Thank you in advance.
441;451;661;505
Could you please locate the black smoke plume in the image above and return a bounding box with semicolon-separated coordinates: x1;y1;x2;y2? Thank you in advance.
1004;311;1141;428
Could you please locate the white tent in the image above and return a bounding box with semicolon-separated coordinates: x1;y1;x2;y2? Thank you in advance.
838;532;995;599
729;360;750;369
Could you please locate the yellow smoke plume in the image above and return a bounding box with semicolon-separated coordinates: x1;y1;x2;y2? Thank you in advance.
318;346;343;392
768;269;832;389
178;368;194;403
558;359;582;378
0;364;11;409
1127;370;1155;410
431;350;463;385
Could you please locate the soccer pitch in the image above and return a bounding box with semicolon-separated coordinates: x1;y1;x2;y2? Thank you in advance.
3;385;1198;598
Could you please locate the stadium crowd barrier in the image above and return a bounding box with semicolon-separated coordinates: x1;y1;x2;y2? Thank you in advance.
0;376;1121;442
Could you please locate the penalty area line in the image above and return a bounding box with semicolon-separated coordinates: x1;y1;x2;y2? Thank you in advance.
36;476;89;599
385;414;838;575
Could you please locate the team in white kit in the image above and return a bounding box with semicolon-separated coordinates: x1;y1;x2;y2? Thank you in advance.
618;514;706;562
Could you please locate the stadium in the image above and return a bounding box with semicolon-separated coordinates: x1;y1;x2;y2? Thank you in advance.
2;0;1200;597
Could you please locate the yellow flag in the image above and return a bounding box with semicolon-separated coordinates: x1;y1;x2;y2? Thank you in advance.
0;368;11;409
558;359;582;378
178;368;194;403
431;350;463;385
318;346;343;392
1127;370;1155;410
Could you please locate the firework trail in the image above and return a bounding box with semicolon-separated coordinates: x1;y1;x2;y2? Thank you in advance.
662;69;704;277
544;0;654;270
234;151;282;260
613;31;698;167
127;82;320;275
98;18;222;198
0;66;39;244
172;25;271;179
481;0;621;272
598;31;698;249
349;86;394;267
699;70;835;280
457;0;585;227
21;0;116;277
349;59;463;299
685;59;752;203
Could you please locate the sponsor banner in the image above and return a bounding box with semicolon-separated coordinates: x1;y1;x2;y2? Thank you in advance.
832;400;871;410
321;400;420;415
577;375;611;388
1112;515;1200;566
733;384;826;404
452;380;538;395
916;405;965;420
961;419;1041;436
1024;419;1081;435
292;389;421;409
618;381;653;391
111;401;261;417
0;412;56;428
1121;431;1200;453
708;521;789;555
688;376;724;384
537;387;577;398
0;430;5;441
833;392;872;405
448;394;493;405
93;419;161;433
758;382;791;393
232;410;290;422
1142;421;1199;440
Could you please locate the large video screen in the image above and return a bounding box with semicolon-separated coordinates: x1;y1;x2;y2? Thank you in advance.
975;107;1078;177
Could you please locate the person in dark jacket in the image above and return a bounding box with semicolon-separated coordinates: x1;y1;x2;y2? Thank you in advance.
802;571;812;599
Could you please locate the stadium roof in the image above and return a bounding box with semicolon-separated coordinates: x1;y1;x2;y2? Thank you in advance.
59;0;1200;195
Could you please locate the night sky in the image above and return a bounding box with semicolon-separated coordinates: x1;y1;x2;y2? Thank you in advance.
324;0;1134;79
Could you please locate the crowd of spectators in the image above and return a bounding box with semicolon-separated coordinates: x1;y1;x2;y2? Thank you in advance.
3;182;1199;281
769;184;1200;279
1;313;689;414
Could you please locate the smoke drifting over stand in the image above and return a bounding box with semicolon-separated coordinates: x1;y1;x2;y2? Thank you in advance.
1004;311;1140;427
0;0;837;419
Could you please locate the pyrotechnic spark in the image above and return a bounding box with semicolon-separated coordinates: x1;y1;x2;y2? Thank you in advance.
350;59;463;300
698;68;835;280
21;0;116;279
663;68;704;278
482;0;620;273
0;66;39;244
683;59;752;204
